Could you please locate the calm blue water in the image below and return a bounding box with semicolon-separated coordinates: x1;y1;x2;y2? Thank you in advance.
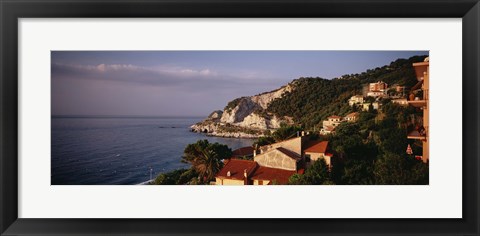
51;117;254;185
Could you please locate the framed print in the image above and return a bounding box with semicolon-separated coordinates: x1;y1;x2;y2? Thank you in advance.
1;0;479;235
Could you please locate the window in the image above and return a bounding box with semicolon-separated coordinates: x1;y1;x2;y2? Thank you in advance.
258;180;263;185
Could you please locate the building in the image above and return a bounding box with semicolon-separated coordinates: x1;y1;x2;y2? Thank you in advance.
320;125;336;135
320;115;343;135
344;112;360;122
391;98;409;106
367;81;388;97
366;91;387;97
303;140;332;168
215;135;332;185
255;147;301;171
407;57;429;163
362;102;380;111
250;166;296;185
215;159;258;185
348;95;364;106
323;115;342;127
369;81;388;91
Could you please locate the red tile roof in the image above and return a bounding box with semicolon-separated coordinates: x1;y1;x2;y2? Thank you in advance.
328;115;342;119
216;159;257;180
250;166;296;185
304;140;329;154
232;146;254;157
345;112;359;118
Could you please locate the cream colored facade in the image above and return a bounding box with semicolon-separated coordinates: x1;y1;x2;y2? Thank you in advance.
348;95;364;106
305;152;331;167
254;148;298;171
215;178;245;185
362;102;380;111
253;179;270;185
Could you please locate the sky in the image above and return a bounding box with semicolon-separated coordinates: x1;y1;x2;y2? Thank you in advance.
51;51;428;117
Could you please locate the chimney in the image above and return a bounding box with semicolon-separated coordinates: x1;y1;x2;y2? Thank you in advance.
253;144;257;157
244;169;247;179
301;131;305;136
227;171;231;177
297;131;300;137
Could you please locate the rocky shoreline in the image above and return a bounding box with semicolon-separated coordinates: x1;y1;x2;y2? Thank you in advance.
189;83;296;139
190;122;264;139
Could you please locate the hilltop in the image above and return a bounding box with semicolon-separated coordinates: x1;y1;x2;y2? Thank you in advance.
190;55;428;138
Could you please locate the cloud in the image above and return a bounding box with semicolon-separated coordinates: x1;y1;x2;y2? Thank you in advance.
51;63;290;92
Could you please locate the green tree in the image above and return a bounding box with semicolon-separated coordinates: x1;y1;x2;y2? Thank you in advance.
253;136;275;147
271;124;302;142
374;152;428;185
288;159;330;185
182;140;232;183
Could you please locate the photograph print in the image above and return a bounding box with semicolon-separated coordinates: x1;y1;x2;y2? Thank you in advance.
51;51;429;185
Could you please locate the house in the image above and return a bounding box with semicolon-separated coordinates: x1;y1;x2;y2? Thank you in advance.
320;115;343;135
348;95;364;106
362;102;380;111
320;125;336;135
215;135;332;185
369;81;388;91
407;57;429;163
344;112;360;122
250;166;296;185
323;115;342;127
367;91;387;97
215;159;258;185
391;98;408;106
367;81;388;97
303;140;333;168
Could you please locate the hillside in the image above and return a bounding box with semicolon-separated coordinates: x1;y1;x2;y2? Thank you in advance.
190;55;428;137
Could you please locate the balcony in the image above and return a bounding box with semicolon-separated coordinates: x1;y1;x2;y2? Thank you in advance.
407;130;426;140
408;100;427;108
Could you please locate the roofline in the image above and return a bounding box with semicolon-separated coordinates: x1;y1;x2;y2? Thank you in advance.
259;136;302;149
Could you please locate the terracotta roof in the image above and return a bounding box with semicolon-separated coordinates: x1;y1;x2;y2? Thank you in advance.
250;166;296;185
304;140;329;154
345;112;359;118
276;147;302;161
328;115;342;119
232;146;254;157
216;159;257;180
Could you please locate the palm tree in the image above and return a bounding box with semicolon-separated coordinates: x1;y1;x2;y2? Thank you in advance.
182;140;232;184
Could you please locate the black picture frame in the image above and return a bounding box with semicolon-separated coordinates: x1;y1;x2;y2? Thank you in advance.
1;0;479;235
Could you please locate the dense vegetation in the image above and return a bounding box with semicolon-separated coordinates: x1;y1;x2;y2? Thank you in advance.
285;102;428;185
267;55;428;129
154;55;429;185
153;140;232;185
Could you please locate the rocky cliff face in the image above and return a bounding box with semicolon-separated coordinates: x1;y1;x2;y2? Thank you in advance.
190;84;294;138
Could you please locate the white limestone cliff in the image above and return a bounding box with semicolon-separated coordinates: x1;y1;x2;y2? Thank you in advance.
190;84;294;138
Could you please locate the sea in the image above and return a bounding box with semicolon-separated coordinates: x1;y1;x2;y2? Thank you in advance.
51;116;254;185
